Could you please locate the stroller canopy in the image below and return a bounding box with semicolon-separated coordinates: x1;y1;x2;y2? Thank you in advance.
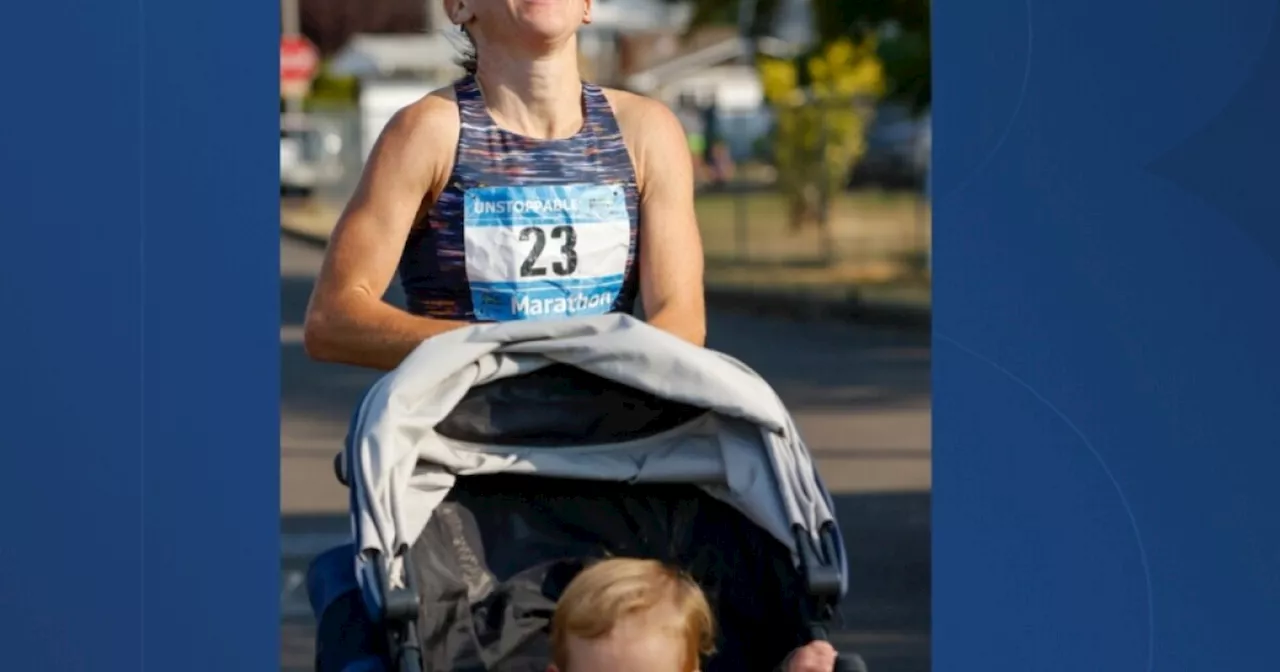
342;314;846;597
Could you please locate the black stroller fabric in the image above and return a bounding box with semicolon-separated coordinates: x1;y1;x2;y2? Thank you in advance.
434;363;707;446
410;474;813;672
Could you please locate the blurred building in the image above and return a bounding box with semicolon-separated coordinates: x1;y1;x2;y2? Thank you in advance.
297;0;434;56
623;28;763;116
326;33;463;164
579;0;693;83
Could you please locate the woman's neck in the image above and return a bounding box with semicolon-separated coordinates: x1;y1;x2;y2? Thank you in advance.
474;45;584;140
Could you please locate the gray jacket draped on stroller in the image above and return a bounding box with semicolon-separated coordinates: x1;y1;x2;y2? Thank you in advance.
307;314;862;672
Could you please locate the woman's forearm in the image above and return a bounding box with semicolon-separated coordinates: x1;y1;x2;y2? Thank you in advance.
645;302;707;347
303;296;469;371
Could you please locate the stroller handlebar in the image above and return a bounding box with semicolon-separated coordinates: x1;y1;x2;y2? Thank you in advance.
834;654;869;672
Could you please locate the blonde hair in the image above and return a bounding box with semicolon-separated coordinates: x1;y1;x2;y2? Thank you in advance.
551;558;716;672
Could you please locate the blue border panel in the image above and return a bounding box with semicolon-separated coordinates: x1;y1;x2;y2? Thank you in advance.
0;0;279;669
934;0;1280;669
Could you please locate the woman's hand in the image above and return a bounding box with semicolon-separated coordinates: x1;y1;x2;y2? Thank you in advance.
785;640;838;672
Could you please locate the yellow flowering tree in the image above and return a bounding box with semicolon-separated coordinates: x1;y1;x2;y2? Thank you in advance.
760;37;886;230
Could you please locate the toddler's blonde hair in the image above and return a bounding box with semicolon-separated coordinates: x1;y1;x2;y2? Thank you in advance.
550;558;716;672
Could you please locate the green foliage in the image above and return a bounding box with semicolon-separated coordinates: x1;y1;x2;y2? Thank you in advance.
279;62;360;111
760;37;885;229
874;25;930;112
306;63;360;109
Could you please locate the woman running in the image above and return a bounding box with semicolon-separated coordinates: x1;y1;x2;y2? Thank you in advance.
303;0;707;371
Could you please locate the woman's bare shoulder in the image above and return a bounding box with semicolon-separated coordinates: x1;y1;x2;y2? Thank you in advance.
386;86;462;147
599;88;682;133
598;88;691;184
360;84;464;192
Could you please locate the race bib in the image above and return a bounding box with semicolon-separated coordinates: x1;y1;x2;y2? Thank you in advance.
463;183;630;322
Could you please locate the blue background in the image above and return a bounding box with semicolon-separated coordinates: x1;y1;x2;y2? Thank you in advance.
933;0;1280;668
0;0;280;669
1;0;1278;669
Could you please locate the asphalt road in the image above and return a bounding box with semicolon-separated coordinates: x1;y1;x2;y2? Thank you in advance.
279;234;931;671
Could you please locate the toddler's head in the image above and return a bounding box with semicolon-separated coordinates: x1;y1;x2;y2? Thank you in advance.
547;558;715;672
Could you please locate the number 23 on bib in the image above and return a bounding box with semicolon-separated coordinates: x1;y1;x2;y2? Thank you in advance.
463;183;631;322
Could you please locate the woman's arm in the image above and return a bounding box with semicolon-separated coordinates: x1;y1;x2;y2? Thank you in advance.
303;94;468;371
615;94;708;346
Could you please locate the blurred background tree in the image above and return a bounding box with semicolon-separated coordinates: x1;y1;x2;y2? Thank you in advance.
667;0;929;231
762;37;885;230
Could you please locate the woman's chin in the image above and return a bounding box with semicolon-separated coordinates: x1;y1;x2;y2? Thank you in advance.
510;26;579;51
514;0;571;9
511;10;580;37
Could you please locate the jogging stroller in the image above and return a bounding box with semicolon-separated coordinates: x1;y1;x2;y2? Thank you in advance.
306;314;867;672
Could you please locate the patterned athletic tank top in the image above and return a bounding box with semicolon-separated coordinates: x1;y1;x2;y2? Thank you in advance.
398;74;642;322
